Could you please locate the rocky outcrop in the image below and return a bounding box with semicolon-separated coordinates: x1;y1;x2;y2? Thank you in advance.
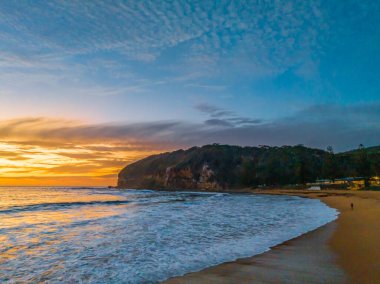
161;163;220;190
118;161;222;190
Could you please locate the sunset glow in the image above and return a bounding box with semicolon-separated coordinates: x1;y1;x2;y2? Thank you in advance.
0;141;160;186
0;117;173;185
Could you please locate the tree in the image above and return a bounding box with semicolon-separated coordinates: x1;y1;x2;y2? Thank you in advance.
323;146;338;181
295;158;306;184
239;158;257;186
355;144;371;187
327;146;334;154
355;145;371;176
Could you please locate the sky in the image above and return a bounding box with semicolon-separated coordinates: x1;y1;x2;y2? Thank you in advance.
0;0;379;186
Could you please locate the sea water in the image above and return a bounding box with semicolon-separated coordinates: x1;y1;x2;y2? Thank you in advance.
0;187;338;283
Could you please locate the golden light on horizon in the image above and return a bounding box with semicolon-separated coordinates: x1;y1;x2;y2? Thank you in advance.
0;117;174;186
0;141;161;186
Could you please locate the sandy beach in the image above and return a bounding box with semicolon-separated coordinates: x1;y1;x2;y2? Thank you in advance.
164;190;380;284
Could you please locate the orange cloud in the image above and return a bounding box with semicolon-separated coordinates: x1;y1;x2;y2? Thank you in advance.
0;118;176;186
0;141;161;186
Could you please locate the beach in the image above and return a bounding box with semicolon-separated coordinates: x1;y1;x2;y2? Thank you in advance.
164;190;380;284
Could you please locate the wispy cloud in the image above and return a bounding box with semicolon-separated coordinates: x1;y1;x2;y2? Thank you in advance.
1;0;378;99
194;103;262;127
0;1;329;85
185;83;227;91
1;102;378;150
2;0;375;123
195;103;234;118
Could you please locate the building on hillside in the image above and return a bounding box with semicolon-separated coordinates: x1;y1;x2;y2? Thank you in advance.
308;186;321;190
338;178;366;190
370;176;380;186
313;177;366;190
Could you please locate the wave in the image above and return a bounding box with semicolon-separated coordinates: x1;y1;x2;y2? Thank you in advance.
0;195;200;214
0;200;131;214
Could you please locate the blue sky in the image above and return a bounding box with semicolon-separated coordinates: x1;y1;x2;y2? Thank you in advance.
0;0;379;153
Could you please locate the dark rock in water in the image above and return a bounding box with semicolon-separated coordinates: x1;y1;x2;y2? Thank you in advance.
117;144;380;191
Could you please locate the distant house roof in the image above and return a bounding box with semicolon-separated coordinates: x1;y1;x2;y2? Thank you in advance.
316;177;366;183
316;179;333;182
336;177;366;181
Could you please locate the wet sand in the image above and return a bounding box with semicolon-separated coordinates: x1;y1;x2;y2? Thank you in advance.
164;190;380;284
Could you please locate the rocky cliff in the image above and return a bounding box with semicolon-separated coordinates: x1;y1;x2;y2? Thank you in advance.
117;146;224;190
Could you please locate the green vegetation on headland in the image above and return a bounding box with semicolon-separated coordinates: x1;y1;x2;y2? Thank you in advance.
117;144;380;191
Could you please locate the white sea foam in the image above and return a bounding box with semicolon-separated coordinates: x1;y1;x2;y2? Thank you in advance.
0;188;338;283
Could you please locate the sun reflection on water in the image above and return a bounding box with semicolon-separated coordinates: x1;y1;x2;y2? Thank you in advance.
0;187;132;270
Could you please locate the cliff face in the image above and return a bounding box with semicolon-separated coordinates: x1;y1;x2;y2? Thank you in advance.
117;144;380;190
163;164;220;190
117;145;240;190
118;157;222;190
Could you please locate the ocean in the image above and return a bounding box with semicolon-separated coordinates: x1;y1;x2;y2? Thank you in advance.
0;187;338;283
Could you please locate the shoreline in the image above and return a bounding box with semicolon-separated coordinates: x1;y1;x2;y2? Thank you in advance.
163;189;380;284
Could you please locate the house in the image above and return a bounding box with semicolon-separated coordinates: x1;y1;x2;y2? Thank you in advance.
335;177;366;190
314;177;366;190
308;186;321;190
370;176;380;186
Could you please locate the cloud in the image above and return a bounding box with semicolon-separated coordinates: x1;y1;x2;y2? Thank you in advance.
0;117;183;146
0;1;329;80
194;103;262;127
0;0;356;128
204;119;233;127
1;0;377;109
185;83;227;91
203;104;380;151
195;103;234;118
1;103;379;152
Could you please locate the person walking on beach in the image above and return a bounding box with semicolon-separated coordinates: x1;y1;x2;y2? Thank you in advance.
351;202;354;210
